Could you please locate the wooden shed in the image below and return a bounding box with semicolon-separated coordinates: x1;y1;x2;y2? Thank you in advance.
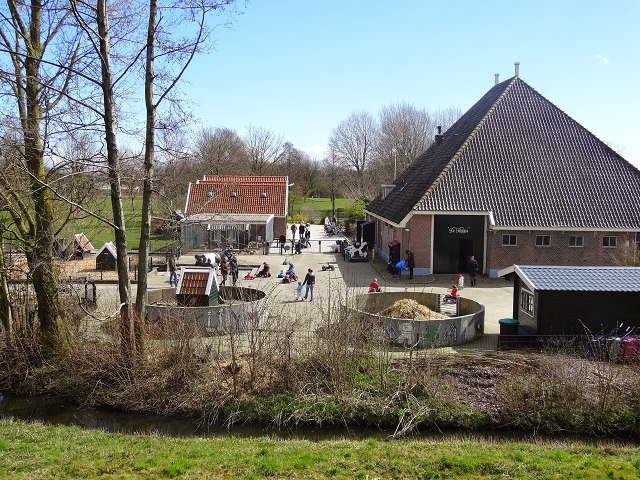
96;242;117;270
499;265;640;336
54;233;94;260
176;266;219;307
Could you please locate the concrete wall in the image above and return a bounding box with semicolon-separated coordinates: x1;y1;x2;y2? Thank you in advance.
146;287;268;335
350;292;484;348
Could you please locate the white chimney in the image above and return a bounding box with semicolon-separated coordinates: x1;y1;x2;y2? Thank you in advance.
514;62;520;77
494;73;500;85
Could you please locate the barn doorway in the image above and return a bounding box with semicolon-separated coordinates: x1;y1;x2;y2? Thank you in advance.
458;238;473;272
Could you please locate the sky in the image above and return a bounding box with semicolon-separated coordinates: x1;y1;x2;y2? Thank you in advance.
184;0;640;168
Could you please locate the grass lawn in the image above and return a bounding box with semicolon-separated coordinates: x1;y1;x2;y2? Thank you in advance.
55;196;176;251
289;197;353;223
1;421;639;479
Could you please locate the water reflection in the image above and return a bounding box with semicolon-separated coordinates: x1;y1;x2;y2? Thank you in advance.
2;393;639;446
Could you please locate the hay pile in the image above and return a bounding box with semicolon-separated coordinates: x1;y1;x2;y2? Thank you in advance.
378;298;448;320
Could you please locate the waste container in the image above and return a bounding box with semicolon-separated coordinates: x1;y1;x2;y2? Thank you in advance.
499;318;519;336
499;318;519;350
263;241;270;255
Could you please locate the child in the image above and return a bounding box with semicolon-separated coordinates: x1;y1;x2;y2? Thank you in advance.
295;281;304;301
458;273;464;289
445;284;459;301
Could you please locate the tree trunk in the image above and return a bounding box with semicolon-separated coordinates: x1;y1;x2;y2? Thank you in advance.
0;238;13;343
96;0;134;356
22;13;65;353
134;0;157;337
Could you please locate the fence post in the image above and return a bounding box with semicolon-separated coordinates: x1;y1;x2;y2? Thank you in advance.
318;240;322;253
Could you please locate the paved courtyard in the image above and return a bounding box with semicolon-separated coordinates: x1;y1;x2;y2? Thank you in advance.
149;223;514;335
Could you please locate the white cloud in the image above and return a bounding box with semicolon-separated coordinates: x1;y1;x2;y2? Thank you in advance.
302;145;327;160
595;54;610;65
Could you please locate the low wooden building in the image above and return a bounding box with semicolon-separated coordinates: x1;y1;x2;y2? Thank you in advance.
500;265;640;336
54;233;94;260
176;266;219;307
95;242;117;270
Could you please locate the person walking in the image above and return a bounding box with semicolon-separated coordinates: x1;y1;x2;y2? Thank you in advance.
295;281;304;301
279;232;287;255
230;255;239;286
468;255;479;286
298;223;305;241
304;228;311;247
302;268;315;301
291;223;297;241
168;253;178;287
405;249;415;280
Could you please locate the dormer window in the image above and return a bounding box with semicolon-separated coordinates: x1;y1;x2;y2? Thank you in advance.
382;184;395;199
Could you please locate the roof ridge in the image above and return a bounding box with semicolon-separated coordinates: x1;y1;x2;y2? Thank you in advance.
418;77;518;204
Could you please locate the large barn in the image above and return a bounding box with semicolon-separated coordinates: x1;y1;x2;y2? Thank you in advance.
365;68;640;278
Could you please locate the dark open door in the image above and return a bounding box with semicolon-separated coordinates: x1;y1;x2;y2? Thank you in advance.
458;238;473;273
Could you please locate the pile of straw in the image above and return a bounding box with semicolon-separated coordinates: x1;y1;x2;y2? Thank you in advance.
378;298;448;320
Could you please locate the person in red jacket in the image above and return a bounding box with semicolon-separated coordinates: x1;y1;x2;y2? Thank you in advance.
369;278;382;293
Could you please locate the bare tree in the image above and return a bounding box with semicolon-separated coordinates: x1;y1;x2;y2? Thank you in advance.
374;102;463;184
195;126;246;176
322;147;347;218
0;0;83;351
135;1;239;324
244;125;284;175
328;111;377;196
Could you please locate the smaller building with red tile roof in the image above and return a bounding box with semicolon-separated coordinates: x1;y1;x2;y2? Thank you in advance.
182;175;289;251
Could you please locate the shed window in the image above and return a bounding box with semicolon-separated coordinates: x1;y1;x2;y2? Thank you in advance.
535;235;550;247
520;289;534;316
569;236;583;247
502;234;517;246
603;236;617;248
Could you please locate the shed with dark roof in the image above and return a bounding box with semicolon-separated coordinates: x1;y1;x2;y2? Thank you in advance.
499;265;640;335
365;70;640;278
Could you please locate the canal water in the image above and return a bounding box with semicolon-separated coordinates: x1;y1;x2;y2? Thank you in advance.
2;392;639;445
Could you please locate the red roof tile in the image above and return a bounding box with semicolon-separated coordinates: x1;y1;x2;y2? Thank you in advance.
185;175;287;216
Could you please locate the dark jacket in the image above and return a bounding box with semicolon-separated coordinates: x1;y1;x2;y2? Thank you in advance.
468;258;478;276
302;272;315;285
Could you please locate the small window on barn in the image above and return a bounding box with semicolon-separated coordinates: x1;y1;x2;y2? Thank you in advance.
535;235;550;247
520;289;534;316
603;236;617;248
502;234;517;246
569;236;583;247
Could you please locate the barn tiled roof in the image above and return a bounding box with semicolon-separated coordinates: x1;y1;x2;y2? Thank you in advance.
515;265;640;292
185;176;287;217
366;76;640;229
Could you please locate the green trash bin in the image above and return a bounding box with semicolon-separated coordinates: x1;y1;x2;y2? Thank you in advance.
499;318;519;336
499;318;519;349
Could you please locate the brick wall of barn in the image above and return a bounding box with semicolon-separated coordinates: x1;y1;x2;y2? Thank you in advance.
406;215;432;275
486;230;637;277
